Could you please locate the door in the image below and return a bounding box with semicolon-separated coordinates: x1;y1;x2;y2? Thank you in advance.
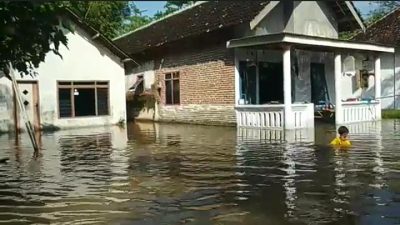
239;61;257;104
15;81;40;131
259;62;283;104
310;63;329;105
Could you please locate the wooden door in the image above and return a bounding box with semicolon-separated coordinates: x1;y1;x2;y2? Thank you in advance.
15;81;40;131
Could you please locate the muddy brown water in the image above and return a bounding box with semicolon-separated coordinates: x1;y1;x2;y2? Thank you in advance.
0;121;399;225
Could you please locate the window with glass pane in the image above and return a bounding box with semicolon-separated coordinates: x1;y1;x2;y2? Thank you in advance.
97;88;109;115
59;88;72;117
57;81;110;117
165;72;180;105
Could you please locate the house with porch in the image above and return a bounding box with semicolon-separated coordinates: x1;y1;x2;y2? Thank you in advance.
115;1;395;130
0;10;130;133
352;7;400;109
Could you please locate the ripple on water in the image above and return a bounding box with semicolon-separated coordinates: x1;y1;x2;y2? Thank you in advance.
0;121;399;224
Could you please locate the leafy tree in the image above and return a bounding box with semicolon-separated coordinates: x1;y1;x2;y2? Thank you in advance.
366;1;400;24
153;1;196;20
0;1;148;77
66;1;148;38
0;1;69;77
115;2;151;37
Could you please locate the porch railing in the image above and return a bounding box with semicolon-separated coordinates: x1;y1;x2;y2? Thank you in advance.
235;103;314;129
341;100;380;124
291;103;314;129
236;105;284;128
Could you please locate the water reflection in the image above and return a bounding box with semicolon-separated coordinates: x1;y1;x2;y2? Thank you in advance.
0;121;398;224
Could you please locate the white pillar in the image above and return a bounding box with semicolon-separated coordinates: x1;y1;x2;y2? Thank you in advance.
234;49;240;105
375;55;382;120
334;53;343;124
283;46;294;129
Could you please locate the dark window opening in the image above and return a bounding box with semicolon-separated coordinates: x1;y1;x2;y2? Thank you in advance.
59;88;72;117
97;88;109;115
57;81;109;118
259;62;283;104
165;72;180;105
239;61;257;104
310;63;329;105
74;88;96;116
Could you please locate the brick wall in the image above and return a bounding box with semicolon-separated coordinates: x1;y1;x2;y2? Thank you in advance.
156;44;235;105
129;29;238;125
153;42;236;125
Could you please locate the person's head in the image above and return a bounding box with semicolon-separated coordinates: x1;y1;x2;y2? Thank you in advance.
338;126;349;140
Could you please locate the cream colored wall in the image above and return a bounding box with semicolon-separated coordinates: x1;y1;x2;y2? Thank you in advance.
125;61;155;92
243;1;338;39
337;51;399;110
292;1;338;38
0;24;126;131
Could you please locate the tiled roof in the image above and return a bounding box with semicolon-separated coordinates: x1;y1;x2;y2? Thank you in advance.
352;7;400;46
115;1;364;55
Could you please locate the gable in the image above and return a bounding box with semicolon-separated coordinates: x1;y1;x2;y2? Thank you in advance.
247;1;363;39
292;1;338;38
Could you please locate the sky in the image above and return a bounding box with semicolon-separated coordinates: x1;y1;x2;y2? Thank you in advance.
134;1;166;17
134;1;380;18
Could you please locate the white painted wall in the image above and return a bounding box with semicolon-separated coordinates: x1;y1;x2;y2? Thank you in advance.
335;51;399;109
0;23;126;131
292;1;338;38
379;51;400;109
242;1;338;39
125;60;155;92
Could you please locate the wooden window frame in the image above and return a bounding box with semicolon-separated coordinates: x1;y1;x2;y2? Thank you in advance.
57;81;110;118
164;72;180;105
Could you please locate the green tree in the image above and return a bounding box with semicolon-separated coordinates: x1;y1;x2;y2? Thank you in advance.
66;1;147;38
366;1;400;24
153;1;196;20
115;2;151;37
0;1;69;77
1;1;148;77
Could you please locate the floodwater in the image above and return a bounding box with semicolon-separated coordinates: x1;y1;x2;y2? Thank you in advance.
0;121;399;225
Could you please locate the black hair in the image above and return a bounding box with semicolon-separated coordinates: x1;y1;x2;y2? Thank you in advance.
338;126;349;135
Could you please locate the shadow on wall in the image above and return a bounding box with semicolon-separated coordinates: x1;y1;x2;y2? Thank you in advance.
0;83;14;132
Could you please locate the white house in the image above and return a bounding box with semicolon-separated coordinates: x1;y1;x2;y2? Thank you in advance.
0;10;131;132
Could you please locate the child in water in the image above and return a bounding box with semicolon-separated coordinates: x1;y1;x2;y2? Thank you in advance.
330;126;351;148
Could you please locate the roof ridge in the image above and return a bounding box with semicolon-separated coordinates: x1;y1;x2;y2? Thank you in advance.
112;1;208;41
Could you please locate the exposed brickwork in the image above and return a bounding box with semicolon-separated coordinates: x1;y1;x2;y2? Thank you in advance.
159;104;236;126
156;43;235;106
127;29;237;126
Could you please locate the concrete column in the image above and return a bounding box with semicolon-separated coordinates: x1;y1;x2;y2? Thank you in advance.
375;55;382;120
234;50;240;105
283;46;294;129
334;53;343;124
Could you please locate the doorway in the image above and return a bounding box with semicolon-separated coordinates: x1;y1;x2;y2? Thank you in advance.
259;61;283;104
310;63;330;105
239;61;257;104
14;81;41;131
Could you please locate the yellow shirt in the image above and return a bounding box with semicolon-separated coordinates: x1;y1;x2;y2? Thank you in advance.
330;137;351;148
